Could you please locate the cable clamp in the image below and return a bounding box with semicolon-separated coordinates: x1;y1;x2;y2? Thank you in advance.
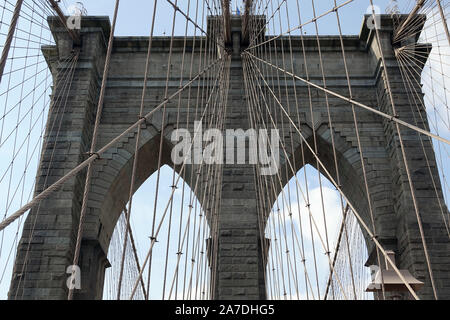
389;114;399;122
86;152;101;160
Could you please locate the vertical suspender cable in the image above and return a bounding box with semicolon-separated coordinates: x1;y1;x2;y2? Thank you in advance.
68;0;120;301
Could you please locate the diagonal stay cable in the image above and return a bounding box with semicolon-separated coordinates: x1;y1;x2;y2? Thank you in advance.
128;58;226;300
245;51;450;146
244;54;349;300
68;0;121;300
116;0;158;300
246;53;421;300
0;56;222;234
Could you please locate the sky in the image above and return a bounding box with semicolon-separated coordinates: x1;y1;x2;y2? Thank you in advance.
0;0;448;300
61;0;394;36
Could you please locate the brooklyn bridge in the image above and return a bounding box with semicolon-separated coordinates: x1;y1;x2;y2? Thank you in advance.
0;0;448;300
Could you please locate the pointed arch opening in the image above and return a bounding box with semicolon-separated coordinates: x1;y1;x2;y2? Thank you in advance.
103;164;212;300
264;164;372;300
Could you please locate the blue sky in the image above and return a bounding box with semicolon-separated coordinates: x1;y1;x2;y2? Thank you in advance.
65;0;393;36
0;0;448;300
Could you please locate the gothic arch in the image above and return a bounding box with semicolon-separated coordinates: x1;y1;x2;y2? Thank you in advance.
85;121;203;262
273;122;398;254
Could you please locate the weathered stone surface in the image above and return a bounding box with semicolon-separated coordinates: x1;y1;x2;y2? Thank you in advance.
8;15;449;300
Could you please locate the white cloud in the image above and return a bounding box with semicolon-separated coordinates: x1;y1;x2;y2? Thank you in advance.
270;186;344;247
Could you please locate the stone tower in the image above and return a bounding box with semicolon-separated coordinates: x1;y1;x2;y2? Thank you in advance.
8;15;450;300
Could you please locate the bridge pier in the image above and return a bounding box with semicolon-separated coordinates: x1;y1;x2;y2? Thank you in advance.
211;17;266;300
